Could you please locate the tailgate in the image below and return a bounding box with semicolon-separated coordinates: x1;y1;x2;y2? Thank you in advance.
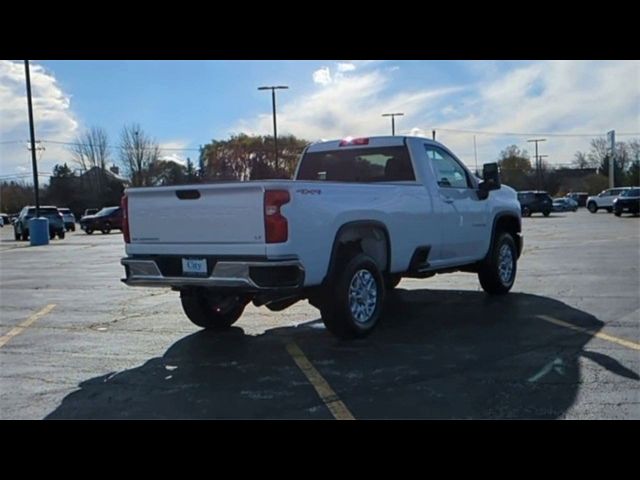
128;184;265;244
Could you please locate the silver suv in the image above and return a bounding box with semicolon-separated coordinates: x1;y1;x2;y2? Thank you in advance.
586;187;633;213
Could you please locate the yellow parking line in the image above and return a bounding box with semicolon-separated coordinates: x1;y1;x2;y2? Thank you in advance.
537;315;640;351
286;341;355;420
0;304;56;349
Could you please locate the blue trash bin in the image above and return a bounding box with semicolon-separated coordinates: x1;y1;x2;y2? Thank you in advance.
29;217;49;246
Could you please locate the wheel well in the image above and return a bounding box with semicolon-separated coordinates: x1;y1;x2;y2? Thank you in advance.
324;222;390;283
493;214;521;258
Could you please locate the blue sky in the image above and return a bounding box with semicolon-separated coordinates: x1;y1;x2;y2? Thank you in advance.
1;60;638;181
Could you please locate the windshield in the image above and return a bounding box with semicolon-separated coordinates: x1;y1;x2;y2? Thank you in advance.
96;207;119;216
297;146;415;182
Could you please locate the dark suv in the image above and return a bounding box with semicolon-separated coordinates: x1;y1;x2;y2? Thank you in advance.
80;206;123;234
517;191;553;217
613;188;640;216
13;206;66;240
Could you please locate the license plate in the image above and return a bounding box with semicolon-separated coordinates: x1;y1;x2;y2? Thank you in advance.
182;258;207;276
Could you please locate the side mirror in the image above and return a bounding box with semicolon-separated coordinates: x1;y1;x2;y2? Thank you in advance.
477;162;501;200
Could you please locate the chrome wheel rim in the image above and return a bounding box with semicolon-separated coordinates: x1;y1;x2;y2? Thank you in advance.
348;269;378;324
498;244;514;285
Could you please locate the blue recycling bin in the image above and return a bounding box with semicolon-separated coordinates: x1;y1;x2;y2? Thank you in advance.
29;217;49;246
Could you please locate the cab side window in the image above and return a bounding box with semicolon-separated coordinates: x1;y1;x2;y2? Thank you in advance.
425;145;471;189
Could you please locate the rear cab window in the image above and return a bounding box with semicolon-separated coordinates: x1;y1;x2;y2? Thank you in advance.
297;145;415;183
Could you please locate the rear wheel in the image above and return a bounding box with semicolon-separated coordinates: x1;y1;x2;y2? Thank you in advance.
14;229;19;240
614;209;622;217
21;230;29;241
522;206;531;217
320;253;385;339
58;231;65;239
543;210;551;217
101;222;111;234
587;202;598;213
85;228;93;235
478;232;517;295
180;290;246;329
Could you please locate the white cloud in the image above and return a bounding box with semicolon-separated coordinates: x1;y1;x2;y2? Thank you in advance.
0;61;79;180
159;140;193;166
233;67;464;143
431;60;640;167
312;67;332;86
337;63;356;73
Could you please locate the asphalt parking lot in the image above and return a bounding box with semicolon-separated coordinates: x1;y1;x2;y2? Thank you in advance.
0;209;638;419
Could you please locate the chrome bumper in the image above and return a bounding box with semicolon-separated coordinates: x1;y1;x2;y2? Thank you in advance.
121;257;304;290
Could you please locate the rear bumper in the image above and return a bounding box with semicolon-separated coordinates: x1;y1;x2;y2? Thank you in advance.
121;256;305;290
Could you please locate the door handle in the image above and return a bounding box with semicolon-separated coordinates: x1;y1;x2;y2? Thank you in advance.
442;197;454;204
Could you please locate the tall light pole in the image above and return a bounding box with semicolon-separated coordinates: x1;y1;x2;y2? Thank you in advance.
258;85;288;174
527;138;547;190
24;60;40;218
382;112;404;136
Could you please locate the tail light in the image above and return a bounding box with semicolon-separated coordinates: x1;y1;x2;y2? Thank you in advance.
121;194;130;243
264;190;290;243
339;137;369;146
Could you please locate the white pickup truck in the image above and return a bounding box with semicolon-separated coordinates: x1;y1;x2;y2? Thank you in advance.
121;136;522;339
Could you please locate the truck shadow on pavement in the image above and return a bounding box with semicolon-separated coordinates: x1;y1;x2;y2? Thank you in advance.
46;289;638;419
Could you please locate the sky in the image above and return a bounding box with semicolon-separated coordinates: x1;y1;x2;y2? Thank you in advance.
1;60;638;183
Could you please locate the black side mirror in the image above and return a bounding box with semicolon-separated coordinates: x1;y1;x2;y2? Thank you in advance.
477;162;501;200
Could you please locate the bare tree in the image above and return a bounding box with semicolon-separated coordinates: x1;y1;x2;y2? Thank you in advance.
119;124;160;187
69;126;110;173
572;151;590;169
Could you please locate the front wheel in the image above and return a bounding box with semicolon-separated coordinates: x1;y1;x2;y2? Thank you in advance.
180;290;246;329
85;228;93;235
58;231;65;239
320;253;386;339
543;210;551;217
587;202;598;213
478;232;517;295
101;222;111;234
614;210;622;217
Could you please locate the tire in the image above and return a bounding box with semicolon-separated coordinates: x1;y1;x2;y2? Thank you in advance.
14;229;19;241
21;230;29;241
319;253;386;339
58;231;65;239
101;222;111;234
85;228;93;235
478;232;517;295
614;210;622;217
543;210;550;217
384;273;402;290
50;232;55;240
587;202;598;213
180;290;246;329
606;207;613;213
522;206;531;217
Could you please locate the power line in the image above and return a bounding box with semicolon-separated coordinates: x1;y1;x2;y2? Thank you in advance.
432;127;640;138
37;139;202;152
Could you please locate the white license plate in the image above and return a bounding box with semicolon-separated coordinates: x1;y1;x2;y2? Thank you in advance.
182;258;207;276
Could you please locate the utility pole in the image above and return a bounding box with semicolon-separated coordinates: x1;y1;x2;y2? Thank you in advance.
473;135;478;176
382;113;404;135
258;85;288;174
24;60;40;218
538;154;549;190
527;138;547;190
607;130;615;188
432;130;436;141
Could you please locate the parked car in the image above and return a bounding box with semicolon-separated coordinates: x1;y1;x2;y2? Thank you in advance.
613;188;640;216
82;208;99;219
0;213;8;227
552;197;578;212
586;187;632;213
80;206;123;234
57;208;76;231
517;191;553;216
121;135;523;339
13;206;66;240
565;192;589;207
